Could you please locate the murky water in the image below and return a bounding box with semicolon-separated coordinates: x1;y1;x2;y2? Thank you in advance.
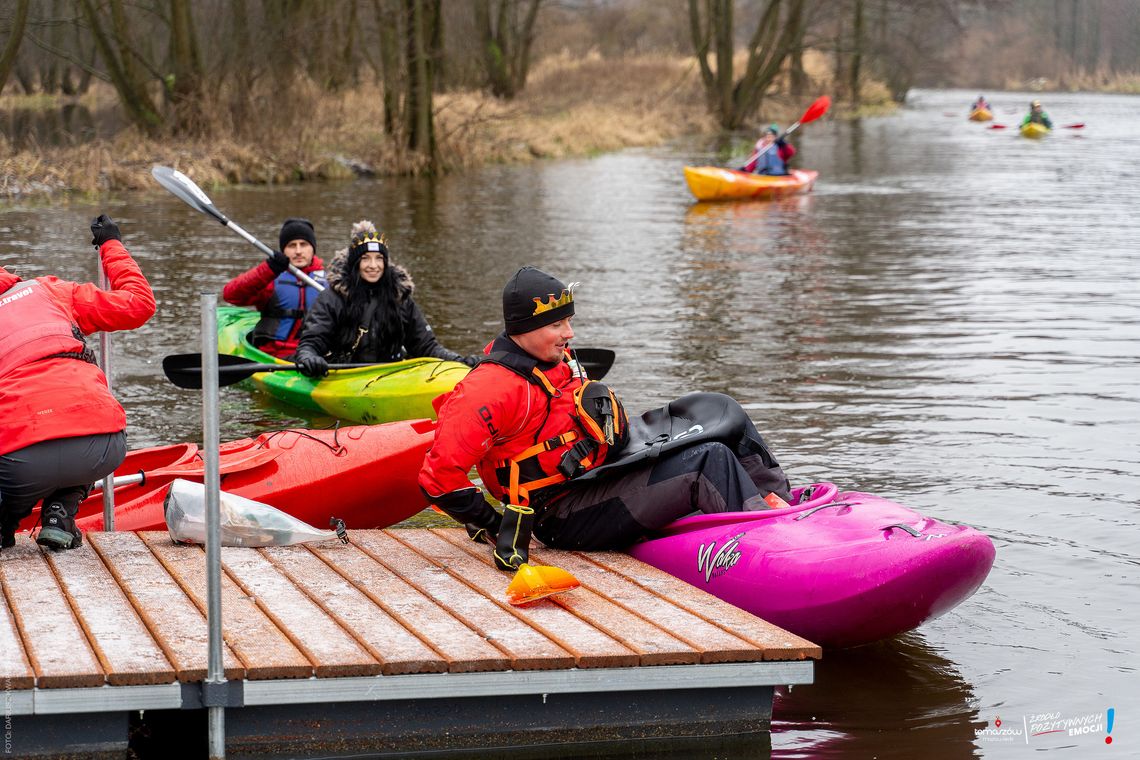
2;89;1136;758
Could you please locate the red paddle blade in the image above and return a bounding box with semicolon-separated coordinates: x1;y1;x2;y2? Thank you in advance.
1062;123;1085;129
989;123;1008;129
800;95;831;125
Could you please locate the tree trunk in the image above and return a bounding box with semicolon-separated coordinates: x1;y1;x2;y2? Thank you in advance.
168;0;205;133
850;0;863;105
475;0;542;100
0;0;31;95
374;0;402;136
404;0;436;166
79;0;163;132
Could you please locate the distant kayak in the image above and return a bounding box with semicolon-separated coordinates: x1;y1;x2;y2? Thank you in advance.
684;167;818;202
628;483;995;648
968;108;993;122
1020;122;1051;139
217;306;468;424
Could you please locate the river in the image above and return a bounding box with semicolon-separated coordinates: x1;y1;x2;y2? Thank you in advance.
1;88;1136;758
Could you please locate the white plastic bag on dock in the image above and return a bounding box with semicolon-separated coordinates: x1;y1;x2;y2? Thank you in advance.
163;478;347;547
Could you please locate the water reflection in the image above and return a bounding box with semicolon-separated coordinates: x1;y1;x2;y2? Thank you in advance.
773;634;980;759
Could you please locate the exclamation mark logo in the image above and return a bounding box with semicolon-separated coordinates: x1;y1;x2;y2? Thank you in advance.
1106;707;1115;745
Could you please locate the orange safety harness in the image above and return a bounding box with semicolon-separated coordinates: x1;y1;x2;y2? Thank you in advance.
487;351;627;508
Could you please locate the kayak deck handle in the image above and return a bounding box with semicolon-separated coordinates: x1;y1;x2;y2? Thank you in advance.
793;502;853;521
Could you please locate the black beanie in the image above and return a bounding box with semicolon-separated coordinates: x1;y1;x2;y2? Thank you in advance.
279;218;316;252
348;228;389;271
503;266;575;335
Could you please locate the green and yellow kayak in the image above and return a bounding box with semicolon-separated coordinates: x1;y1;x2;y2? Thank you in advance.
1020;122;1050;139
216;306;469;423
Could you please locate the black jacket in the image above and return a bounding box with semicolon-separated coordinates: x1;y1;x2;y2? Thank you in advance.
295;253;463;365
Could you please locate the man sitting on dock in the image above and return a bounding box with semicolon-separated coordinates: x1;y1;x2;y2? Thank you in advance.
419;266;791;570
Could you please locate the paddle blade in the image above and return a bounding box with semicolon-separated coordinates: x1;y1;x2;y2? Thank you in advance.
989;123;1008;129
799;95;831;125
162;353;280;389
1062;122;1085;129
506;563;580;606
151;165;227;223
574;347;616;381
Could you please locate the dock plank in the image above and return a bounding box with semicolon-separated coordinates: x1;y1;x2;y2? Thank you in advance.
360;531;575;671
584;551;821;660
530;547;761;664
139;532;313;680
425;529;639;668
309;540;509;673
262;545;446;676
0;538;38;689
440;530;701;666
88;532;244;681
221;546;381;678
0;540;104;688
44;539;175;686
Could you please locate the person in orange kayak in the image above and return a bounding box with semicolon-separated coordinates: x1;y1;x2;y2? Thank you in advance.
222;218;327;358
418;266;791;571
292;220;477;377
741;124;795;176
972;95;992;112
1022;100;1053;129
0;215;156;551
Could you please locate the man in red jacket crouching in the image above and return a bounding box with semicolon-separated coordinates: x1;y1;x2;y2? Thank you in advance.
0;215;156;551
419;266;790;571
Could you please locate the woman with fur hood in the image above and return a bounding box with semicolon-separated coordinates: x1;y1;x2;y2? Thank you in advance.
292;221;476;377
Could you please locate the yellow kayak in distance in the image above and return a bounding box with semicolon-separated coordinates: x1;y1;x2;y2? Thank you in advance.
683;167;819;202
968;108;993;122
1020;122;1051;139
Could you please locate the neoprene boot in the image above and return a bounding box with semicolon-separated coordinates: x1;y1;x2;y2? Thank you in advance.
36;502;82;551
494;503;535;571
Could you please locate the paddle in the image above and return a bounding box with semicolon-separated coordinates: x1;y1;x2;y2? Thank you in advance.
991;122;1079;131
165;347;618;390
163;353;375;389
150;165;326;292
739;94;831;169
90;447;282;491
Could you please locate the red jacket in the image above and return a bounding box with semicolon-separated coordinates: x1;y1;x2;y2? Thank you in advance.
221;255;326;309
222;256;325;356
0;240;156;456
419;337;587;506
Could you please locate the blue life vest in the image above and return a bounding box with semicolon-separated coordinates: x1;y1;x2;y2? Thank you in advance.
252;268;327;344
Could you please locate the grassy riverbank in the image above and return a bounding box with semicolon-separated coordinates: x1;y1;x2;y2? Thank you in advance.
0;52;882;201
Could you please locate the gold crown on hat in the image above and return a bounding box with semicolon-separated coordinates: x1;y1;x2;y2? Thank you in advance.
531;288;573;316
351;230;387;247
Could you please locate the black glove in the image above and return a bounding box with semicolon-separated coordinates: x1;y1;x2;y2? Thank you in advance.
90;214;121;247
494;503;535;571
294;351;329;378
460;355;481;368
267;250;290;275
427;487;502;541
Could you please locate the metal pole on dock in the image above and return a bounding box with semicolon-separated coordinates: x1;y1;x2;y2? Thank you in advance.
201;294;226;759
97;258;115;530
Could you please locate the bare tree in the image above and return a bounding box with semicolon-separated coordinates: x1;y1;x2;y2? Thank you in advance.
404;0;437;165
79;0;163;131
0;0;31;93
473;0;542;99
689;0;807;130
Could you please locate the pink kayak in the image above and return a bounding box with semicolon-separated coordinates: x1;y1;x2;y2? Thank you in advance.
627;483;995;648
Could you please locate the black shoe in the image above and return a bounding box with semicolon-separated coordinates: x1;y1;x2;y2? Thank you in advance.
35;503;82;551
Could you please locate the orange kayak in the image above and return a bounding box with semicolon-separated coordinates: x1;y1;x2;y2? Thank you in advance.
17;420;437;535
968;108;993;122
684;167;818;202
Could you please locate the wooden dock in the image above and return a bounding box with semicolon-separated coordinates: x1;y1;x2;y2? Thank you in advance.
1;528;818;758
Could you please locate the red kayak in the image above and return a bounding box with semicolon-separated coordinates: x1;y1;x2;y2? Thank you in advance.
16;419;437;535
